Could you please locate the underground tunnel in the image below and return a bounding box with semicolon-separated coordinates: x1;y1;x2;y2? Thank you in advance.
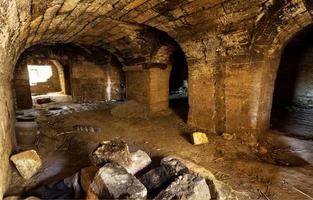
0;1;313;200
271;24;313;140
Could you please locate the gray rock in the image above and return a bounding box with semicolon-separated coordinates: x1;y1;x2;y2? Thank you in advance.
89;163;147;199
89;140;131;167
160;156;189;176
154;174;211;200
124;150;152;175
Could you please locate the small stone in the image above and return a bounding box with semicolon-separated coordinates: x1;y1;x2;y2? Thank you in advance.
80;166;99;192
89;140;131;167
222;133;234;140
89;163;147;199
10;150;42;179
192;132;208;145
154;174;211;200
124;150;152;175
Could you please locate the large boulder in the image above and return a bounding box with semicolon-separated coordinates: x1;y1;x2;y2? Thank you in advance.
154;174;211;200
89;140;131;167
89;163;147;199
10;150;42;179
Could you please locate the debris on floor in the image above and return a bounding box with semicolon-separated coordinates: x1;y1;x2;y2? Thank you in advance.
73;124;102;133
36;98;52;104
191;132;208;145
21;140;229;199
10;150;42;179
222;133;234;140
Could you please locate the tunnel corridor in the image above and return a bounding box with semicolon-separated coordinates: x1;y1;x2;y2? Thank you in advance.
271;25;313;140
0;0;313;200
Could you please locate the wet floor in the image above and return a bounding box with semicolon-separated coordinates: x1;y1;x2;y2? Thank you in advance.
271;106;313;139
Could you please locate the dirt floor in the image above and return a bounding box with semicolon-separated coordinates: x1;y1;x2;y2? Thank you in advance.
7;101;313;200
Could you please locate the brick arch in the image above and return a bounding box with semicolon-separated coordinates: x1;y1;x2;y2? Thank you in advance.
251;9;313;135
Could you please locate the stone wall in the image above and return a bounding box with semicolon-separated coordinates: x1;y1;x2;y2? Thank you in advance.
14;58;33;109
72;59;124;102
124;66;171;113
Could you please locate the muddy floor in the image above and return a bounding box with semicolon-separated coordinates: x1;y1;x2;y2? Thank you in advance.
8;102;313;200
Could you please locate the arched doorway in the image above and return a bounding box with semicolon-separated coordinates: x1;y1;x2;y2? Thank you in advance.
271;25;313;139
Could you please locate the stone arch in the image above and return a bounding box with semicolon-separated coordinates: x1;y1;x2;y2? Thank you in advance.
251;6;313;136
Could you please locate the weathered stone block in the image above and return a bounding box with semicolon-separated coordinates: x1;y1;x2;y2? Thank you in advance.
10;150;42;179
89;163;147;199
154;174;211;200
124;150;152;175
191;132;208;145
89;140;131;167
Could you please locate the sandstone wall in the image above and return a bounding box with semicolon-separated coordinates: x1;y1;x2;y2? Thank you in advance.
72;59;124;102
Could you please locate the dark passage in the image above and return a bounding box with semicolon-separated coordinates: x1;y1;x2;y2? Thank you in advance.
271;25;313;139
169;48;189;121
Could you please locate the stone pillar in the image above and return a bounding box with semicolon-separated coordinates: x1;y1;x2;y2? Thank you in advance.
187;60;217;133
123;65;171;113
148;67;171;113
14;58;33;109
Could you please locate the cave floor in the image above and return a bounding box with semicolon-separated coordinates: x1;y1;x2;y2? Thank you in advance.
271;105;313;139
7;102;313;200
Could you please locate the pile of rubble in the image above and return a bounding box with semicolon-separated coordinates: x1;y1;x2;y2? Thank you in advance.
7;140;240;200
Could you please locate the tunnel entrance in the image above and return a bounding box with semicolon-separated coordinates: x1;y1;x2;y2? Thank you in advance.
169;48;189;121
14;44;126;109
271;25;313;140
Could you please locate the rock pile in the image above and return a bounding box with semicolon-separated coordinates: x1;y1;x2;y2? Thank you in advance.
84;140;212;199
12;140;218;199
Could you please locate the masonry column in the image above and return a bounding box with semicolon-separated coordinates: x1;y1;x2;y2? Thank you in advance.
148;67;171;113
123;65;171;113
